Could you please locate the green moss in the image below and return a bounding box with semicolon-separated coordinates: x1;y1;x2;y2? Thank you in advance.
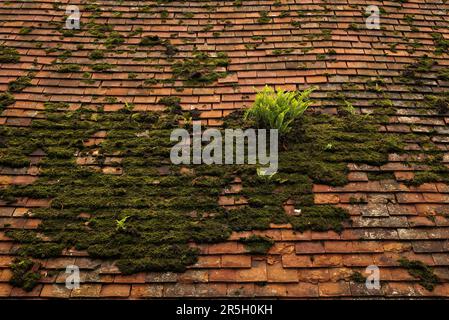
431;33;449;55
367;172;395;181
401;55;437;84
89;49;105;60
182;12;194;19
0;153;30;168
57;64;81;73
425;95;448;114
140;35;162;46
437;68;449;81
371;99;394;109
19;243;65;259
9;258;41;292
8;73;34;92
0;92;15;112
129;27;143;37
350;271;366;283
399;258;440;291
239;235;274;254
0;99;424;291
272;49;294;55
348;23;360;30
0;45;20;63
139;36;178;56
91;63;114;72
349;196;367;204
160;10;169;20
87;23;112;38
172;51;229;85
289;206;349;233
84;2;101;12
57;50;72;62
257;11;271;24
19;26;33;35
291;20;301;28
158;96;181;112
410;171;449;186
104;31;125;49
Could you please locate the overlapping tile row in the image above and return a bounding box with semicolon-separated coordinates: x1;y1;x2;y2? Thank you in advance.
1;0;449;298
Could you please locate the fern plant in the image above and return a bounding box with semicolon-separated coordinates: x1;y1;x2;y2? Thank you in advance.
244;85;314;136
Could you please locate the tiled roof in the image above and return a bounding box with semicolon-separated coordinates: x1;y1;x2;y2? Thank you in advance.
1;0;449;299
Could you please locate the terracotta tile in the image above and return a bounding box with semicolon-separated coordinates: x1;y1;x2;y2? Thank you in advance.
100;284;131;298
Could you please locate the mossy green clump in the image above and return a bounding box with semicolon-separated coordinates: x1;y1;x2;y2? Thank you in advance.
0;45;20;63
431;33;449;55
257;11;271;24
399;258;440;291
401;56;449;118
57;64;81;73
8;73;34;92
401;55;436;83
89;49;105;60
350;271;366;283
0;92;15;112
425;94;448;115
86;22;112;38
239;235;274;254
289;206;349;232
91;63;114;72
0;153;30;168
171;51;229;86
82;5;124;50
140;35;163;46
139;36;178;57
1;105;230;281
104;31;125;49
19;26;33;35
158;96;181;112
9;258;41;292
367;172;395;181
410;170;449;186
160;10;169;20
348;23;360;31
84;2;101;12
0;100;411;290
437;68;449;81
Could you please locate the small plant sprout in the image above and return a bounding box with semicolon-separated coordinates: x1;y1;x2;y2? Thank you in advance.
115;216;129;231
244;85;315;136
124;102;134;112
257;166;276;179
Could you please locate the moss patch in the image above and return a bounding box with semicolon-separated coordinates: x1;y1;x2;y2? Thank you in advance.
89;49;105;60
239;235;274;254
0;102;410;290
0;92;15;112
0;45;20;63
257;11;271;24
57;64;81;73
399;258;440;291
91;63;114;72
139;36;178;57
158;96;182;112
9;258;41;292
8;73;34;93
350;271;366;283
171;51;230;85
